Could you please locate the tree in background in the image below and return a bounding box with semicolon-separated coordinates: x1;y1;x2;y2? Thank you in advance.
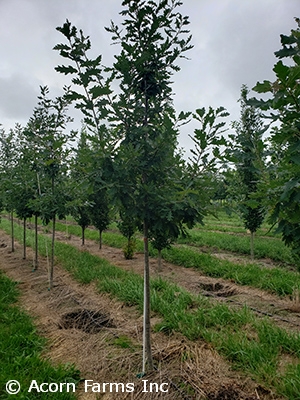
25;86;73;289
88;181;110;250
250;18;300;263
0;125;23;252
87;134;113;250
187;106;229;222
13;153;35;260
117;207;139;260
68;129;92;246
229;85;266;259
54;20;115;252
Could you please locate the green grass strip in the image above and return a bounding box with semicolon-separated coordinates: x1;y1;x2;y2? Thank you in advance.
53;221;300;297
177;229;294;265
0;271;79;399
1;219;300;398
201;211;277;233
161;245;300;296
196;221;280;238
54;221;145;253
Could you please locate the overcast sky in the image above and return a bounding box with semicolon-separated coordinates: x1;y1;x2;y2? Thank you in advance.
0;0;299;153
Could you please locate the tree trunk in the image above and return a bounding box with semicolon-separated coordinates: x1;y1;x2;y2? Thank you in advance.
142;219;153;373
34;214;38;270
82;226;85;246
49;174;56;290
99;229;102;249
11;210;14;253
23;218;26;259
49;215;56;290
157;249;162;272
64;218;68;238
250;231;254;261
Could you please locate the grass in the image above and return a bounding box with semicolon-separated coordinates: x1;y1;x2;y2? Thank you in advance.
0;271;79;400
110;335;135;350
50;219;300;298
34;214;295;264
178;229;294;264
55;220;145;252
1;219;300;398
196;221;280;237
162;245;300;297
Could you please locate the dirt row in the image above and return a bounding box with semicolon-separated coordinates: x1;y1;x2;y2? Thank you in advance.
0;228;281;399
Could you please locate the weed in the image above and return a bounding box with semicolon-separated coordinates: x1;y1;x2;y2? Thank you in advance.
123;238;136;260
112;335;135;349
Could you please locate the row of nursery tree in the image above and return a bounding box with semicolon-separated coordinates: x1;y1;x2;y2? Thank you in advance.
0;0;299;373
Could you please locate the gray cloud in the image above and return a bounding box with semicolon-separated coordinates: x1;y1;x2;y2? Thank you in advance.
0;74;39;119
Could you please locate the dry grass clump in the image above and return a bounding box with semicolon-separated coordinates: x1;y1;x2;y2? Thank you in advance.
55;326;267;400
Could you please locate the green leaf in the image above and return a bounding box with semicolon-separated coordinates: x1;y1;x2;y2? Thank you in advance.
53;43;71;51
55;65;78;75
275;46;298;59
280;33;297;45
65;91;86;102
193;108;205;119
90;85;112;99
273;61;290;80
252;80;272;93
178;111;192;120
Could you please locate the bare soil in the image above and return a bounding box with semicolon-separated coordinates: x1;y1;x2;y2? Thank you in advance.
0;227;290;400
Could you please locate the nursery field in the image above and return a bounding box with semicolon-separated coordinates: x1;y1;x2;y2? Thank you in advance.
0;212;300;399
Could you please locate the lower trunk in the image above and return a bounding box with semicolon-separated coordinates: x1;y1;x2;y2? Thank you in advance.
157;249;162;272
82;226;85;246
23;218;26;259
34;214;38;270
99;230;102;249
142;220;153;373
250;231;254;260
49;215;56;290
11;211;14;252
65;219;68;238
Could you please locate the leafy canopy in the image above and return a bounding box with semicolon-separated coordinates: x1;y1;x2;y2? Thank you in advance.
250;18;300;259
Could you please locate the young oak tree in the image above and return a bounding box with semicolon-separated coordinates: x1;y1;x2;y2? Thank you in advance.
11;124;43;262
54;20;115;252
107;0;193;373
0;125;23;252
250;18;300;263
229;85;266;259
88;177;111;250
147;149;202;272
117;206;139;260
13;147;36;260
55;0;195;373
186;106;229;222
25;86;73;289
68;129;92;246
22;120;46;270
